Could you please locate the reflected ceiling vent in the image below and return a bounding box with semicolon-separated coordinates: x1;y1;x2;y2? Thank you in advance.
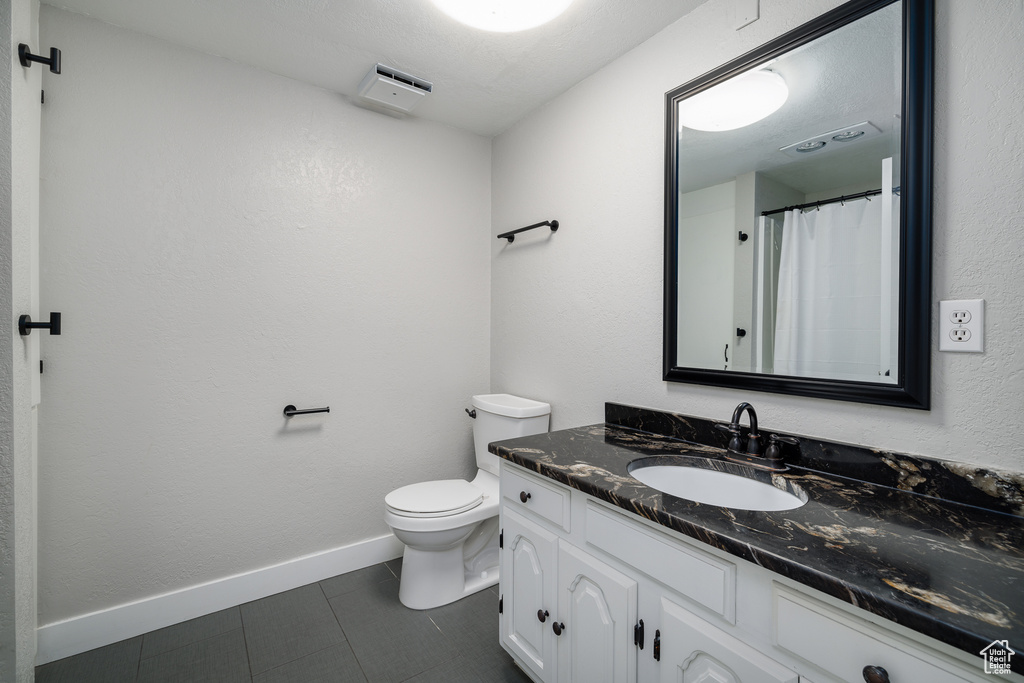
779;121;882;158
358;64;433;113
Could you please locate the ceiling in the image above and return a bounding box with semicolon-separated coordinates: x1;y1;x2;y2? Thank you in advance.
43;0;708;137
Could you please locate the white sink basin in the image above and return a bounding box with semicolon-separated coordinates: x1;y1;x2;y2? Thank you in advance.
628;462;807;512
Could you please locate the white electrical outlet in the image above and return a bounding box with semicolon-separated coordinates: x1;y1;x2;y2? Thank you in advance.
939;299;984;352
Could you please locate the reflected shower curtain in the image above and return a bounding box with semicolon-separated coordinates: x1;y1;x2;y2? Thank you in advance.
773;198;886;381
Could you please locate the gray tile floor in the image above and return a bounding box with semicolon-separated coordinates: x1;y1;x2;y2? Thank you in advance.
36;558;533;683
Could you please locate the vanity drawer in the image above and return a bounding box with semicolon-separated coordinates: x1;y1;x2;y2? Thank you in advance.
774;586;980;683
501;465;570;531
585;501;736;622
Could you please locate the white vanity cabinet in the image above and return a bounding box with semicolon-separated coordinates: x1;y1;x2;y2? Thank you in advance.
556;542;637;683
499;461;1001;683
501;507;559;682
658;596;798;683
500;467;637;683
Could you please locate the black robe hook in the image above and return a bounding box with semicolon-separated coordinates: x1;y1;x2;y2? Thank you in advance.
19;44;61;74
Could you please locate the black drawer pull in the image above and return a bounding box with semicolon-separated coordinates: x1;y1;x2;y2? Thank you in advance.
863;665;889;683
537;609;548;623
552;621;565;636
519;491;531;503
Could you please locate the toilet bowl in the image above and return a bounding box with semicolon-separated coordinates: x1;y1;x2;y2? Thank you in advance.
384;394;550;610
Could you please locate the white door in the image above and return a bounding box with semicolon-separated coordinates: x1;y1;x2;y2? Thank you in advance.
501;507;559;683
659;596;798;683
556;543;637;683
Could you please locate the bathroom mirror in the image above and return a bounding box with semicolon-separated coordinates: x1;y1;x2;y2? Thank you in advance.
663;0;932;409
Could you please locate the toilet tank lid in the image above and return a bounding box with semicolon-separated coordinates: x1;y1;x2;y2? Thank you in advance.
472;394;550;418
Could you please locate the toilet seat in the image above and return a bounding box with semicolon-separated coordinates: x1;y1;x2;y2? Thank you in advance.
385;479;483;518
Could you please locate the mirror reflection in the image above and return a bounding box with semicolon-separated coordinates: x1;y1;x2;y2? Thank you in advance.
673;2;901;384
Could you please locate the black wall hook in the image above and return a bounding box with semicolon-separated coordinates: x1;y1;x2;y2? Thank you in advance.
19;312;61;336
19;44;61;74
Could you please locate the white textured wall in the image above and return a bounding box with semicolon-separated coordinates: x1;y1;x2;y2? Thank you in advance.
38;6;490;624
2;0;41;679
492;0;1024;471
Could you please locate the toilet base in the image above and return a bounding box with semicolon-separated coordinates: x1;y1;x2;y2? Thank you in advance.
398;545;499;610
386;473;503;610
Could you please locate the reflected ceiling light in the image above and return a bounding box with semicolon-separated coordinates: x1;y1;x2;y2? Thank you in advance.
832;129;866;141
795;140;827;153
430;0;574;32
677;70;788;132
779;121;882;158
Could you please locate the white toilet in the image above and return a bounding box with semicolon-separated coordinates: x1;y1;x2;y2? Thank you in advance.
384;393;551;610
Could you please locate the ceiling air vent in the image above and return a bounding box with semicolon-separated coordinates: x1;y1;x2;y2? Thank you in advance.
357;64;433;113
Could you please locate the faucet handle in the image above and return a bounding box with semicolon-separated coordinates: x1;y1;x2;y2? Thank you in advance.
764;433;798;469
715;422;744;453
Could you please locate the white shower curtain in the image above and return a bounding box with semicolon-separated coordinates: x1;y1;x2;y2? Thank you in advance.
773;197;886;381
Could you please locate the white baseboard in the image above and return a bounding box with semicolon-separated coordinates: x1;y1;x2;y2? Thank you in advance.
36;533;404;666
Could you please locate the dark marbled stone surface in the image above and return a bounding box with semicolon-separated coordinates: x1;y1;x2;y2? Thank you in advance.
491;405;1024;673
606;402;1024;518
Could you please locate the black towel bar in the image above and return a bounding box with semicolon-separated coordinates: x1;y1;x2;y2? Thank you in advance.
497;219;558;243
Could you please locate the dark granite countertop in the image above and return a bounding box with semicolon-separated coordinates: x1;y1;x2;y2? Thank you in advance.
490;404;1024;673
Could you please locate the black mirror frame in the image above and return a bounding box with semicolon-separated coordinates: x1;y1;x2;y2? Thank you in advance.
663;0;933;410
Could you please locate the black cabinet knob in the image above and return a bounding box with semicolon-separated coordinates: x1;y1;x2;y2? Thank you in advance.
863;665;890;683
537;609;548;623
552;621;565;636
519;491;531;503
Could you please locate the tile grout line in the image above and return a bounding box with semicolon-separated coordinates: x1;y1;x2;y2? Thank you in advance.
240;618;254;683
134;636;143;683
320;579;372;683
238;602;254;679
136;622;243;664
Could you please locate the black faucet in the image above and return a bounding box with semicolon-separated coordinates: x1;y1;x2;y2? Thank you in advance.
716;402;796;471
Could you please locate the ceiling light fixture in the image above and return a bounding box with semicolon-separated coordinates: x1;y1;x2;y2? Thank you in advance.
677;69;788;132
429;0;574;32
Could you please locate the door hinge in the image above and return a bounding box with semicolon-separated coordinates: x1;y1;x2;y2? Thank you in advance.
499;596;503;614
634;619;644;649
499;530;503;548
653;629;661;661
40;360;44;374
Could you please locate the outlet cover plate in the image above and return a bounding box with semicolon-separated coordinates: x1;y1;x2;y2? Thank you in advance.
939;299;984;352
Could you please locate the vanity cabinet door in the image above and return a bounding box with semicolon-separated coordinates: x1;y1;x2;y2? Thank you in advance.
659;596;798;683
501;507;559;683
556;543;638;683
774;587;985;683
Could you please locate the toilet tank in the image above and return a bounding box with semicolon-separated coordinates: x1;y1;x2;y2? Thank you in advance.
471;394;550;476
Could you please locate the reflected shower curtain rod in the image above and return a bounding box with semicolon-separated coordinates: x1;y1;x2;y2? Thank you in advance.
761;186;901;216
